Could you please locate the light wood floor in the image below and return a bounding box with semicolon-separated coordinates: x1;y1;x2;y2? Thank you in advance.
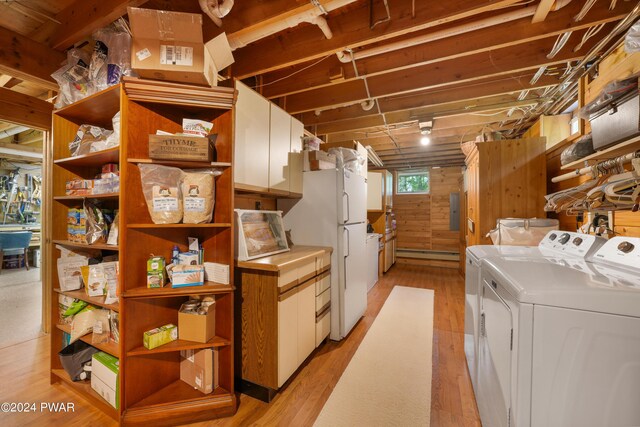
0;264;480;427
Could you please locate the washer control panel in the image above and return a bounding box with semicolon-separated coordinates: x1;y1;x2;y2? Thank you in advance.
594;236;640;269
539;230;606;260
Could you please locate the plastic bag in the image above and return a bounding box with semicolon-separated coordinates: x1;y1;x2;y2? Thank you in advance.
51;48;92;108
328;147;366;175
59;340;99;381
560;135;595;165
84;200;107;244
577;77;638;119
91;19;133;92
139;164;184;224
100;111;121;151
91;313;111;346
182;169;222;224
69;306;96;343
69;124;113;157
625;21;640;53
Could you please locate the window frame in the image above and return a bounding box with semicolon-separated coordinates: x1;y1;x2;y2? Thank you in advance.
395;170;430;195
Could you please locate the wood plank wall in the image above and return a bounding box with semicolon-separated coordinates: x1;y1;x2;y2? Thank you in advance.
394;167;463;252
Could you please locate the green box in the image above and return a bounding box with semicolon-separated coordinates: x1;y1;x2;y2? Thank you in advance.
143;324;178;350
147;256;166;288
91;352;119;409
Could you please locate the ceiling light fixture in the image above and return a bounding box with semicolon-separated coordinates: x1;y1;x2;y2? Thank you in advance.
421;136;431;145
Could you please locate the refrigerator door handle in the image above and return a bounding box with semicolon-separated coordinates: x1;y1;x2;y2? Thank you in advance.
343;227;350;289
343;191;350;224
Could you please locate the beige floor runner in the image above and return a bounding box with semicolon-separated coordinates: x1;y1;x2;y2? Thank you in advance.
314;286;434;427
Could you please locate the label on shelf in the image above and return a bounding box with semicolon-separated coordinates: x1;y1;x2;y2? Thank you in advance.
184;197;205;212
153;197;179;212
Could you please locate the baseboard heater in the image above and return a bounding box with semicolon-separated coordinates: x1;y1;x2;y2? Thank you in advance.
396;249;459;261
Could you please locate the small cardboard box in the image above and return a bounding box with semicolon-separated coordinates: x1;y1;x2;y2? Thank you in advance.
128;7;234;86
143;324;178;349
178;307;215;343
147;256;166;288
91;352;119;409
180;348;219;394
148;134;212;162
171;265;205;288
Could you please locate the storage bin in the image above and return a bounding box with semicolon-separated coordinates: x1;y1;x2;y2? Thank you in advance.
59;341;99;381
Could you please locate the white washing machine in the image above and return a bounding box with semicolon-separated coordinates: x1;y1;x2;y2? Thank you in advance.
477;236;640;427
464;231;604;393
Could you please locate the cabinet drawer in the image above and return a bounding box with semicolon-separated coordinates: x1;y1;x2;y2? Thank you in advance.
298;259;316;284
315;271;330;296
315;309;330;347
278;267;298;289
316;251;331;273
315;288;331;313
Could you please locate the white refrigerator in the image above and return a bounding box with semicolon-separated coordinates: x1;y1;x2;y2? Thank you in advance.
279;168;368;340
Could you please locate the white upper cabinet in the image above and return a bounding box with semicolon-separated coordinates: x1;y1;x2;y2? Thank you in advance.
367;171;384;211
269;103;292;192
234;81;270;189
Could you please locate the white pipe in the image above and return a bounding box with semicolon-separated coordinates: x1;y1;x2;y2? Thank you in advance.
227;0;356;50
0;126;29;139
309;15;333;39
199;0;234;27
336;0;573;63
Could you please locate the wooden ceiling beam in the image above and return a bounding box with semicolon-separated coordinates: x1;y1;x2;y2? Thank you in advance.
380;152;466;162
50;0;147;50
0;25;64;90
260;0;630;98
0;87;53;130
0;75;22;88
300;76;559;126
231;0;523;78
282;26;607;114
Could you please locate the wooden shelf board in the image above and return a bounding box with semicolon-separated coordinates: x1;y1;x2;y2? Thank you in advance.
54;288;119;311
53;240;119;251
127;223;231;229
128;158;231;169
54;193;119;201
127;336;230;356
54;147;120;168
560;134;640;170
123;282;234;298
235;183;303;199
51;368;119;420
130;380;231;410
54;85;121;127
55;324;120;358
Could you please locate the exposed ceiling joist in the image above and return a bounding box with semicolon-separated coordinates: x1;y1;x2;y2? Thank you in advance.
231;0;523;78
259;1;631;98
51;0;147;50
0;25;64;90
0;87;53;130
282;25;609;114
0;141;43;160
0;75;22;88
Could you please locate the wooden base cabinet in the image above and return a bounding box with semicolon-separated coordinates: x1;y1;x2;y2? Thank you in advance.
236;246;332;401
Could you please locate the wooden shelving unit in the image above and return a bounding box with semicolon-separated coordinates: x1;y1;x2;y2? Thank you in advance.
48;80;237;425
560;134;640;169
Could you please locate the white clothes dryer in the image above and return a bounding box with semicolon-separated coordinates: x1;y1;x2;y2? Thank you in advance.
476;236;640;427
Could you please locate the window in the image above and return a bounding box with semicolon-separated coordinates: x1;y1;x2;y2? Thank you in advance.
396;170;430;194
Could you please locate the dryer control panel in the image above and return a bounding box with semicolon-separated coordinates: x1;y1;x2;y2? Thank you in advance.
593;236;640;269
539;231;606;260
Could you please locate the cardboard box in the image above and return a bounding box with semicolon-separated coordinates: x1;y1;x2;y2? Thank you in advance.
180;348;219;394
91;352;119;409
171;265;205;288
178;307;215;343
303;150;336;171
128;7;234;86
148;134;212;162
143;324;178;349
147;256;166;288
